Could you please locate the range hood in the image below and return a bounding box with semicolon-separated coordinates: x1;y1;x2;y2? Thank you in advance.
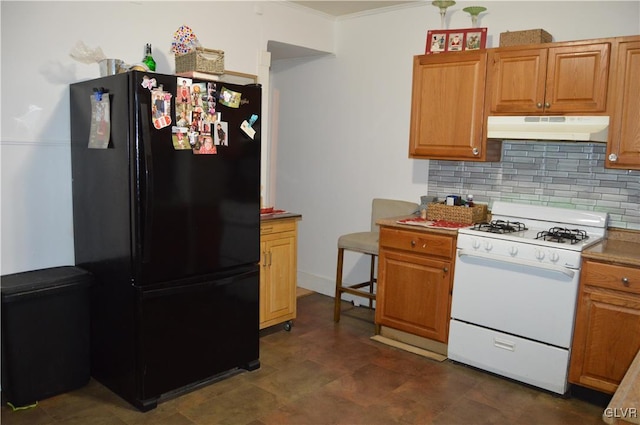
487;116;609;142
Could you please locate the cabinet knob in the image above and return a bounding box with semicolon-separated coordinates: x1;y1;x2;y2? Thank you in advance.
622;277;630;286
472;148;479;156
536;102;543;108
544;102;551;108
443;267;449;273
411;240;416;247
608;153;618;162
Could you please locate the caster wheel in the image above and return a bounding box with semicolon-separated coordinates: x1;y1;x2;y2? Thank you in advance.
284;321;293;332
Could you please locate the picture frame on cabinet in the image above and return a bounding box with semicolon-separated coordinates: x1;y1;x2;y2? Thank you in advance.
426;28;487;54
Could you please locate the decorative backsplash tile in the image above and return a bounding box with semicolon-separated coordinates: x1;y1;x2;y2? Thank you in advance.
427;142;639;230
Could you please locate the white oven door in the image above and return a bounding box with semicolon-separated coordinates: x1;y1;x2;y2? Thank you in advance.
450;248;580;348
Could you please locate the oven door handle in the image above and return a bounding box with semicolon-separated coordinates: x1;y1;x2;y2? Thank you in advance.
457;250;576;278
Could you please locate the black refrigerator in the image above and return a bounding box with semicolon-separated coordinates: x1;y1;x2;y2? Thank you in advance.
70;71;261;411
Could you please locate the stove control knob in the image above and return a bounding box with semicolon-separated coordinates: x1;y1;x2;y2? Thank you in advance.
508;246;518;257
549;251;560;263
484;241;493;252
472;239;481;250
535;249;545;261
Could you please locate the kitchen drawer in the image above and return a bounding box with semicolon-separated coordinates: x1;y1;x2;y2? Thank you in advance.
582;260;640;295
260;219;296;236
380;227;454;259
448;319;570;394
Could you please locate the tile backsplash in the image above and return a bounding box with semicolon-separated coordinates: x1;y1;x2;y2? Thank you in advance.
427;141;639;230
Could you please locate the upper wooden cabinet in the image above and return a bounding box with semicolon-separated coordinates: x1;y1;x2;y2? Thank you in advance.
487;41;611;115
606;36;640;169
408;51;502;162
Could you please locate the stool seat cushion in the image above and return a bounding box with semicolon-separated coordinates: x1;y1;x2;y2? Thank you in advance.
338;231;379;255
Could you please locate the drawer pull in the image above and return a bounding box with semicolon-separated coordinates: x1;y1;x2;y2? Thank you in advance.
622;277;630;286
494;337;516;352
411;240;416;247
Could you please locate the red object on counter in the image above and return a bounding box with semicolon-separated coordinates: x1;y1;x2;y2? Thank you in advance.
396;217;472;229
260;207;287;216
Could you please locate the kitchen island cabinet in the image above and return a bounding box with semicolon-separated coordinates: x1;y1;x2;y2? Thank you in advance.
486;40;610;114
259;214;301;331
569;233;640;394
606;35;640;170
375;220;456;344
408;51;502;162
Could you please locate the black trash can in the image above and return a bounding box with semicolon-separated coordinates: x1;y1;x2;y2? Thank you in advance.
1;266;93;407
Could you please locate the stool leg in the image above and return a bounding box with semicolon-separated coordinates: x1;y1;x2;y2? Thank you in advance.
334;247;345;322
368;254;376;309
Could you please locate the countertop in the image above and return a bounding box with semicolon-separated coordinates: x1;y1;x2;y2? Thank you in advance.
260;212;302;222
584;228;640;268
376;216;463;236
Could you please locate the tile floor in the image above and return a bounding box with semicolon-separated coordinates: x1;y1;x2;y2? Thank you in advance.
1;292;609;425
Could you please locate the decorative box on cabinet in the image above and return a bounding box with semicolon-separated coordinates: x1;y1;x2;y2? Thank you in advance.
487;40;611;114
408;51;502;161
260;215;301;331
606;35;640;170
569;259;640;394
375;226;456;344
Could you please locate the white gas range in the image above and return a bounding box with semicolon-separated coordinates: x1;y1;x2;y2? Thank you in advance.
448;201;608;394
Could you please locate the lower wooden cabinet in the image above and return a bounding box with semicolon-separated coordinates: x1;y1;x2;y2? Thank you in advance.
569;259;640;394
375;227;455;343
259;217;299;330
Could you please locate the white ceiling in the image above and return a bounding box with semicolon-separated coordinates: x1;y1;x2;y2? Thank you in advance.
289;1;419;17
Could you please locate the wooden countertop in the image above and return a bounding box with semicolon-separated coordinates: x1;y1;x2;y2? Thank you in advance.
584;228;640;267
260;212;302;222
603;348;640;425
376;216;462;236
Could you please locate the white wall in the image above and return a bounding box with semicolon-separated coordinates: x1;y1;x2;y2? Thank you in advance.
0;1;334;275
270;1;640;297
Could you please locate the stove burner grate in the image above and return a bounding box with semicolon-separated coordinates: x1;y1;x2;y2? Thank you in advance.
536;227;589;244
473;220;528;234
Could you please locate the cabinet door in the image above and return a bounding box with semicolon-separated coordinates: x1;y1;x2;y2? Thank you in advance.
569;288;640;393
409;51;496;161
607;38;640;169
545;43;610;113
487;43;610;114
375;248;452;343
260;220;297;329
487;47;548;114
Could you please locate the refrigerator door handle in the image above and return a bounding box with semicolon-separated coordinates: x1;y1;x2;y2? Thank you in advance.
139;107;154;263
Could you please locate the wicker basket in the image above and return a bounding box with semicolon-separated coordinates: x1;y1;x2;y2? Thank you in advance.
499;29;552;47
175;48;225;75
427;203;488;224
